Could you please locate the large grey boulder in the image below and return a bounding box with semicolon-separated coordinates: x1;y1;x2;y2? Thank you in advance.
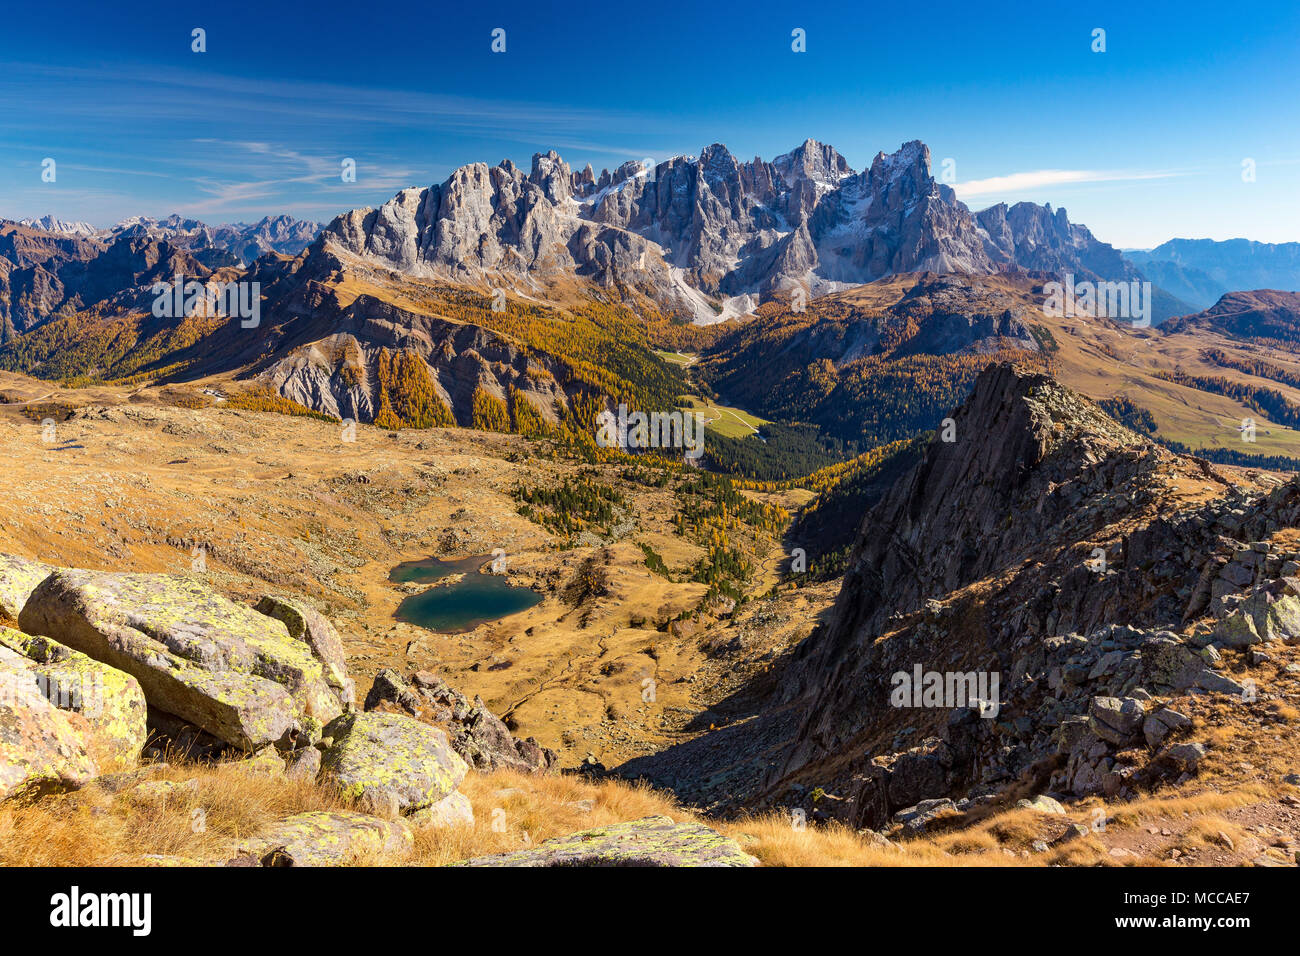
19;570;341;751
456;816;759;867
319;711;468;815
1088;696;1146;746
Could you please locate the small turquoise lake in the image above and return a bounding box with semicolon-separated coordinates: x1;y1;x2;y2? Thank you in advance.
391;555;541;633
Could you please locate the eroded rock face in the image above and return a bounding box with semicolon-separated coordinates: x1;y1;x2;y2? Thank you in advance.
0;553;54;620
227;811;412;867
319;711;468;815
0;626;146;770
456;816;759;867
19;570;341;751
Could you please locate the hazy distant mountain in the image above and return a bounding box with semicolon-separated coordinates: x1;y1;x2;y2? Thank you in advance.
325;139;1168;322
1127;238;1300;310
107;214;322;265
9;213;322;267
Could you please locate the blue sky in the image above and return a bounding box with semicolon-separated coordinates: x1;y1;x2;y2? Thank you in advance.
2;0;1298;247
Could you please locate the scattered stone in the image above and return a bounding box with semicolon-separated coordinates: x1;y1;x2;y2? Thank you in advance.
892;797;959;834
1089;696;1146;745
1051;823;1090;846
228;811;413;866
1159;742;1208;775
126;778;198;805
1016;794;1066;815
285;745;321;781
1142;707;1192;748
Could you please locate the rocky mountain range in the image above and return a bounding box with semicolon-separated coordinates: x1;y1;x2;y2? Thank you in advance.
0;214;321;339
324;139;1189;322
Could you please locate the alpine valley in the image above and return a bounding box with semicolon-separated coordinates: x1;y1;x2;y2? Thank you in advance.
3;137;1300;869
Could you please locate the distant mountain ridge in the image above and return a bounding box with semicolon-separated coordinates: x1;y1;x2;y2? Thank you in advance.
1127;238;1300;310
10;213;322;267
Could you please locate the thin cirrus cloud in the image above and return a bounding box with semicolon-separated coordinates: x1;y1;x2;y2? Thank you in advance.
952;168;1183;200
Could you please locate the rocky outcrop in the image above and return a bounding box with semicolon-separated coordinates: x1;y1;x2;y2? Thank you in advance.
19;570;342;751
319;711;468;815
364;668;555;774
456;816;759;867
743;363;1300;827
251;287;571;428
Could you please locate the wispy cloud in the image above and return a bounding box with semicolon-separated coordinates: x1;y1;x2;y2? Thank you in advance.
953;168;1182;199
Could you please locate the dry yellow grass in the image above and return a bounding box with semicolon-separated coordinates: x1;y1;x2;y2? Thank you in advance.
0;754;1106;868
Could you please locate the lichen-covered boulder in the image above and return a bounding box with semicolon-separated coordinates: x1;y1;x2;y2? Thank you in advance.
1229;586;1300;646
19;570;341;751
455;816;760;867
320;711;467;815
0;626;146;769
0;553;54;621
0;644;96;799
227;811;413;866
254;595;354;709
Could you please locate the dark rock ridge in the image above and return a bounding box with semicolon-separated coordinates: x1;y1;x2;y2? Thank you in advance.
760;363;1300;827
614;363;1300;826
1160;288;1300;342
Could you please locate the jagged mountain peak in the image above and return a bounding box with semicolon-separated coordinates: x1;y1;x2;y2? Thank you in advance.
316;138;1141;323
